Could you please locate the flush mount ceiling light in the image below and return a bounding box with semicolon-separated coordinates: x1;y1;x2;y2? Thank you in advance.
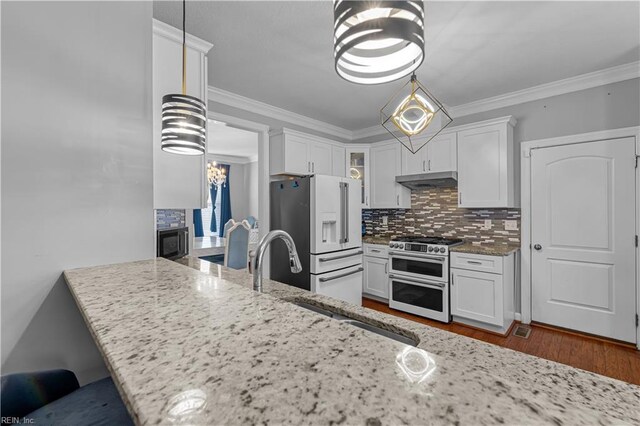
381;73;452;154
161;0;206;155
333;0;425;85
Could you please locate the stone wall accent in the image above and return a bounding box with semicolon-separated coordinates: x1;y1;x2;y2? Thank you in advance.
156;209;186;230
362;186;520;247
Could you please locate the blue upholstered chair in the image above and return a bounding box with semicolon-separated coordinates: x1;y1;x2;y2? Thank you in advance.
245;216;257;229
224;222;250;270
222;219;236;238
1;369;133;425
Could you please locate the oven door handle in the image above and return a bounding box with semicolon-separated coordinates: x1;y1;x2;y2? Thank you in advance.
389;274;446;288
389;252;446;263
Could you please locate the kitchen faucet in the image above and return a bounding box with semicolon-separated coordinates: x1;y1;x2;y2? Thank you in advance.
251;230;302;292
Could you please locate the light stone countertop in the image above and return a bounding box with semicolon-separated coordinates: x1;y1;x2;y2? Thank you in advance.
362;235;393;245
64;257;640;425
450;242;520;256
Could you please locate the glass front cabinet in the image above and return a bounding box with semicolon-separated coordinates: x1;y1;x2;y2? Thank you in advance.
345;148;370;208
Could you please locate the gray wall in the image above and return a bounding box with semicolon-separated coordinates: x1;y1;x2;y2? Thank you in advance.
353;78;640;144
1;1;154;384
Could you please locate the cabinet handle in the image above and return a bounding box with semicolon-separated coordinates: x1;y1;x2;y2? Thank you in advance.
422;160;426;172
385;263;388;274
396;194;399;205
308;162;310;173
459;192;462;204
365;196;368;206
467;260;482;265
428;160;431;170
451;273;454;286
312;162;315;173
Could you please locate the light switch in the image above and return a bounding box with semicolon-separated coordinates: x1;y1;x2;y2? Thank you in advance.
505;220;518;231
382;215;388;226
482;219;492;230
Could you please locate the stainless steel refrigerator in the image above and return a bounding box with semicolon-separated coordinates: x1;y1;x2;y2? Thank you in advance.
270;175;363;305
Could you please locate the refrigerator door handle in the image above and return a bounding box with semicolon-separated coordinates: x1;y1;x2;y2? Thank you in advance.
339;182;347;244
319;267;364;283
344;182;349;243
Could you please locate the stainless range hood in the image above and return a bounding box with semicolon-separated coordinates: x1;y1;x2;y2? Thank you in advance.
395;171;458;190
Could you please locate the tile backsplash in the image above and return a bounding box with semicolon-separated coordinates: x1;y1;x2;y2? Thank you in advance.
156;209;186;230
363;186;520;246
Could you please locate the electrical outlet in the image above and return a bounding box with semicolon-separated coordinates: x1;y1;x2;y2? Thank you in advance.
482;219;492;230
504;220;518;231
382;215;388;226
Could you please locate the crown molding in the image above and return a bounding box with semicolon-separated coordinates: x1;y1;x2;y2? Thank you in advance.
207;153;257;165
208;86;353;141
448;61;640;118
208;62;639;142
152;19;213;54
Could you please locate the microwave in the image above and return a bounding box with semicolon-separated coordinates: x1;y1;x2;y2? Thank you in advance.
157;227;189;260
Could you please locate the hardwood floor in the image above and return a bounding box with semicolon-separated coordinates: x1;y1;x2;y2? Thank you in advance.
362;298;640;385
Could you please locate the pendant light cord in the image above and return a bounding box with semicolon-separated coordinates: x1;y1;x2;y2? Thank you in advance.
181;0;186;95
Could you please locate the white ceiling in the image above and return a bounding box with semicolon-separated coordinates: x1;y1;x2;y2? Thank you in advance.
153;1;640;131
208;121;258;159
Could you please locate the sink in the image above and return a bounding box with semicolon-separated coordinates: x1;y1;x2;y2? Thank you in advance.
292;301;418;347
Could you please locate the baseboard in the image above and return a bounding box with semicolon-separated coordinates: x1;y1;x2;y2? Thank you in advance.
362;294;389;304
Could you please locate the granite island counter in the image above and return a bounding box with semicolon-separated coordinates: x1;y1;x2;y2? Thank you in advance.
64;257;640;425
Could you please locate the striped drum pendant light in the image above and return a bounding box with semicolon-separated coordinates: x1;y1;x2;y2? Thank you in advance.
161;0;206;155
333;0;425;85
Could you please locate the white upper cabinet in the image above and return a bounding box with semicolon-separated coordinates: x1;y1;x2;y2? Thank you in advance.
346;147;371;208
332;145;346;177
309;141;332;175
400;132;457;175
371;143;410;209
427;132;457;172
153;20;212;209
269;128;342;177
457;116;518;208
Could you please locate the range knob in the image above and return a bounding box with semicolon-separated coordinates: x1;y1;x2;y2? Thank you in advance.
439;247;446;253
427;246;434;252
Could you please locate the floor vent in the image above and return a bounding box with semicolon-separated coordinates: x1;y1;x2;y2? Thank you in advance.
513;325;531;339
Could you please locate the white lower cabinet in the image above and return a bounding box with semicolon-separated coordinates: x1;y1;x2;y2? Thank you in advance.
450;252;516;334
362;243;389;300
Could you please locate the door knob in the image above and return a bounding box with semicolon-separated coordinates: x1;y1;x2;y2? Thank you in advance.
533;244;542;251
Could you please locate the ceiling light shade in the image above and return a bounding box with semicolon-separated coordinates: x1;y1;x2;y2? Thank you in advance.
381;74;452;154
333;0;425;85
161;94;206;155
161;0;206;156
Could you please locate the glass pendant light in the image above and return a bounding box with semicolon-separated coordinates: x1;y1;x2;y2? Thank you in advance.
333;0;425;85
161;0;206;155
380;73;452;154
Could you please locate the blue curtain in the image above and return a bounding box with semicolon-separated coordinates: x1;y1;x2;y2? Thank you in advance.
209;184;218;233
219;164;232;237
193;209;204;238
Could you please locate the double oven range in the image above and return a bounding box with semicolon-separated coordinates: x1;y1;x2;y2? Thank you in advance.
387;236;462;323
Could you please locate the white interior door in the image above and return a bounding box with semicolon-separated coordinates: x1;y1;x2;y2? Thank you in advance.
531;137;637;343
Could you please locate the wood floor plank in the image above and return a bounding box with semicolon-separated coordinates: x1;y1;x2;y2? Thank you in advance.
362;297;640;385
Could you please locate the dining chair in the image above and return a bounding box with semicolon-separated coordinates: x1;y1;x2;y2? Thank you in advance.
245;216;257;228
222;219;236;238
224;222;251;270
1;369;133;425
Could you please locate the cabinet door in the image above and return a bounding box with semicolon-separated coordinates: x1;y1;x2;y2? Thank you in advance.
332;145;346;177
153;32;207;209
371;144;407;208
309;141;332;175
426;132;457;172
284;135;311;175
401;146;426;175
457;125;508;207
451;268;503;326
346;149;370;208
363;256;389;299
